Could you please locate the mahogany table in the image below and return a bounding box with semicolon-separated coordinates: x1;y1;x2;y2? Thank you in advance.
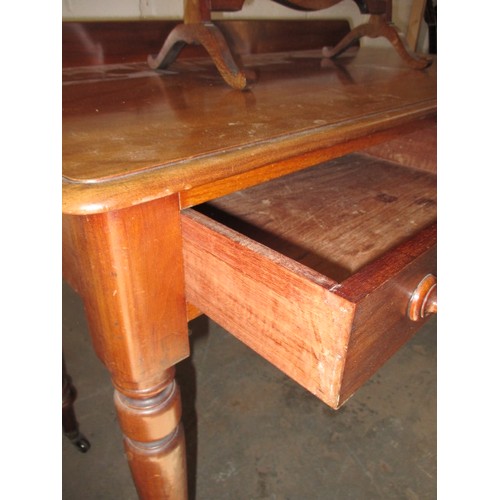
63;33;436;498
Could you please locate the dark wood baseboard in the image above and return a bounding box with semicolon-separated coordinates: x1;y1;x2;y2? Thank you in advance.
62;19;354;68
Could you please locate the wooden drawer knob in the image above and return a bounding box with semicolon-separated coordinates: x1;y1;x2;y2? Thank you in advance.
407;274;437;321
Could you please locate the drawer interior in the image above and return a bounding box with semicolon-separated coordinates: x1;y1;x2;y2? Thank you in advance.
194;153;436;282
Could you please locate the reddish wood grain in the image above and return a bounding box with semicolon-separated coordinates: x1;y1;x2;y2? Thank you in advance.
336;224;436;404
63;46;436;215
62;19;352;68
62;195;190;394
62;18;437;499
198;153;436;280
362;117;437;173
62;195;190;498
182;209;353;408
181;154;436;408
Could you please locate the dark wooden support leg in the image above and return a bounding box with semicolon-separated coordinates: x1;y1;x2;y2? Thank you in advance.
148;22;247;90
148;0;247;90
62;355;91;453
322;14;432;70
62;195;190;499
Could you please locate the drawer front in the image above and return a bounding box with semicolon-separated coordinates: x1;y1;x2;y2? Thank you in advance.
335;224;436;405
181;209;436;409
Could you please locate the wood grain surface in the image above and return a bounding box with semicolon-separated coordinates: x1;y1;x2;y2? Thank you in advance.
182;153;436;408
62;18;437;498
197;153;436;281
63;47;436;215
362;117;436;173
62;19;353;67
182;208;354;408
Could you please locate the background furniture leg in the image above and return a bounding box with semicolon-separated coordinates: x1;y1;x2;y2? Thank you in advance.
323;13;432;69
424;0;437;54
406;0;427;52
148;0;247;89
62;355;91;453
148;22;247;90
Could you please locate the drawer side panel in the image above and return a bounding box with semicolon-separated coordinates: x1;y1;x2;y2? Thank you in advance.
182;210;355;409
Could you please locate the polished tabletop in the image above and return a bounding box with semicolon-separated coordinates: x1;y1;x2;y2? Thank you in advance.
62;47;436;215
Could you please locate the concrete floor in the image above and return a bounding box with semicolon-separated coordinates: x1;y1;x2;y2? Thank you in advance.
62;281;436;499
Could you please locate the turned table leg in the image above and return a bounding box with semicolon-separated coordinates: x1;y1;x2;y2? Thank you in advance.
62;195;190;499
114;369;187;498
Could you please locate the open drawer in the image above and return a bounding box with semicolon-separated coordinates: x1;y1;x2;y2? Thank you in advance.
181;152;436;409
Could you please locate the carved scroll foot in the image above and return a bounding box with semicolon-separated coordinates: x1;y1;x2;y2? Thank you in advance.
148;22;248;90
114;369;188;499
322;15;432;70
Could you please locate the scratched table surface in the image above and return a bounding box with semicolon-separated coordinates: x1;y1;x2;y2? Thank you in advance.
62;47;436;214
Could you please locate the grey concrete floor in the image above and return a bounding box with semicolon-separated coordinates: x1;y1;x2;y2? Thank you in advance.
62;281;436;499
